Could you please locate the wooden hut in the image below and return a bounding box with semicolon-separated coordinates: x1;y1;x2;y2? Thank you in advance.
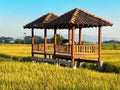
24;13;58;57
24;8;113;67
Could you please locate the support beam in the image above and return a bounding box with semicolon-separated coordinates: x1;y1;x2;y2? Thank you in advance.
31;28;34;57
98;26;102;62
71;26;75;63
79;27;82;45
44;29;47;58
54;29;57;59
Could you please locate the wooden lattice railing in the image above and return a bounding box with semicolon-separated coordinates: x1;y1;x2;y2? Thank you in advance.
33;44;98;54
46;44;54;52
56;45;71;53
33;44;44;51
75;45;98;54
33;44;54;52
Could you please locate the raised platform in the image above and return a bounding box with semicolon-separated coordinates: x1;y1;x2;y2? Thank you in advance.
33;51;98;63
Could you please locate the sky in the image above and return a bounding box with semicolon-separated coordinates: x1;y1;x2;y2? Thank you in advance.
0;0;120;41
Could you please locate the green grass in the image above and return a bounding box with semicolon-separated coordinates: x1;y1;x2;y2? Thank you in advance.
0;61;120;90
102;44;120;50
102;61;120;73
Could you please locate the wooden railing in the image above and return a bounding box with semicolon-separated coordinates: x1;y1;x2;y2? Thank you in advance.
33;44;98;54
56;45;71;54
46;44;54;52
33;44;44;51
33;44;54;52
75;45;98;54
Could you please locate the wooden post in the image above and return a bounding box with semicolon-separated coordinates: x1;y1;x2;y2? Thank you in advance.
79;27;82;45
54;28;57;59
44;29;47;58
31;28;34;57
68;29;71;53
71;26;75;63
68;29;71;45
98;26;102;61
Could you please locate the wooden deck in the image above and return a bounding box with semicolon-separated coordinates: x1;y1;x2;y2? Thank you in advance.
54;53;98;59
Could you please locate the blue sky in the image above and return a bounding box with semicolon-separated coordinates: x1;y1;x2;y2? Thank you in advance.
0;0;120;41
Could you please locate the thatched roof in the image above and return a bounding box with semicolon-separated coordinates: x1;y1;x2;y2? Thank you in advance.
47;8;113;29
24;13;58;29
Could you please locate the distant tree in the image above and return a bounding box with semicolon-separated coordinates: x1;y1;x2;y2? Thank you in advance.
50;34;64;44
0;36;14;44
23;36;44;44
34;36;44;44
15;39;23;44
24;36;31;44
0;37;4;43
62;39;68;44
5;37;14;43
47;39;52;43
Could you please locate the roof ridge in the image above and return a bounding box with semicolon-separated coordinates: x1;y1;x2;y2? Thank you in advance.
50;12;58;17
70;8;79;24
44;13;52;22
44;13;58;23
24;12;58;29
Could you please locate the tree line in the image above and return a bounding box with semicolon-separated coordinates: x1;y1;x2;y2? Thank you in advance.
0;36;120;44
103;40;120;44
0;34;65;44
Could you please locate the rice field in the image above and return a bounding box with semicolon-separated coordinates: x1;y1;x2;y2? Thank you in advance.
0;44;120;62
0;44;120;90
0;61;120;90
0;44;31;57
